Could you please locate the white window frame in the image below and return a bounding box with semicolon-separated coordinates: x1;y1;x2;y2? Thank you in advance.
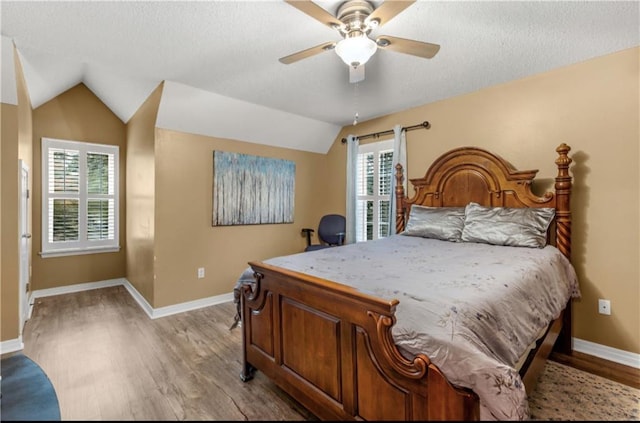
356;139;394;242
41;137;120;257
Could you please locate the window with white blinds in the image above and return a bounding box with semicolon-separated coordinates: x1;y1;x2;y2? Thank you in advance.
356;139;394;242
41;138;119;257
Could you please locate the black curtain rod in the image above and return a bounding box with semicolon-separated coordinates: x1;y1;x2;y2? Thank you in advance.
341;121;430;144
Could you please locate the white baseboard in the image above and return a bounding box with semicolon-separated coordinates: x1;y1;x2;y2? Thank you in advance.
147;291;234;319
119;279;234;319
17;280;640;370
573;337;640;369
0;337;24;355
29;278;234;321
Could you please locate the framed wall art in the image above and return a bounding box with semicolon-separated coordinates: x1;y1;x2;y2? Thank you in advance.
212;151;295;226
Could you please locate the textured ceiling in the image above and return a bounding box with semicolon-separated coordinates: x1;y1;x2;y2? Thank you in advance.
1;1;639;143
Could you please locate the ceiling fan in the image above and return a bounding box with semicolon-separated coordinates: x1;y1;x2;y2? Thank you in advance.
279;0;440;83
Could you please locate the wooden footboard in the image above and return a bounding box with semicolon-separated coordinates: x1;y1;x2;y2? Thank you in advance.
240;262;480;421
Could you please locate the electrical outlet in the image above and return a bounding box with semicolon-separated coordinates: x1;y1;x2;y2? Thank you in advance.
598;299;611;315
197;267;205;279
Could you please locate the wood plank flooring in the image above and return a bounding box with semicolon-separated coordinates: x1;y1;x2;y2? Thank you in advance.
550;350;640;390
11;285;639;420
19;285;316;420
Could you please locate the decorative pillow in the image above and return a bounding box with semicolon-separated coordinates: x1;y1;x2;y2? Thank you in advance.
461;202;555;248
402;205;466;242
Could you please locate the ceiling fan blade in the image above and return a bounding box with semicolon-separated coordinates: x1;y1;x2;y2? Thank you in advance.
376;35;440;59
279;41;337;64
284;0;343;29
349;65;365;83
367;1;415;27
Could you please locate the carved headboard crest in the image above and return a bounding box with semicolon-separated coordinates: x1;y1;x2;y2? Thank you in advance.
394;144;572;259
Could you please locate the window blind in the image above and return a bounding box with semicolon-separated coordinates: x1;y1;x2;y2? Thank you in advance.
41;138;119;256
355;140;393;242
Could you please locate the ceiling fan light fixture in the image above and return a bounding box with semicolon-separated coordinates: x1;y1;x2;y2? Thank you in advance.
335;34;377;67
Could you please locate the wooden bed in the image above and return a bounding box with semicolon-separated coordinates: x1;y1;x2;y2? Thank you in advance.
239;143;573;420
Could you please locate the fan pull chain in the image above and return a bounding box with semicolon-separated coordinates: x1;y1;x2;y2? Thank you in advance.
353;81;359;126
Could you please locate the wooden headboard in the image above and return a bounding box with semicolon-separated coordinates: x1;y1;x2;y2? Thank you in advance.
394;144;573;260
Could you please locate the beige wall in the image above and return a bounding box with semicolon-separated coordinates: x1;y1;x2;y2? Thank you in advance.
0;103;3;338
152;129;328;308
31;84;127;289
1;46;34;343
126;83;162;304
325;47;640;354
1;103;20;342
127;86;330;309
16;47;33;178
7;73;330;315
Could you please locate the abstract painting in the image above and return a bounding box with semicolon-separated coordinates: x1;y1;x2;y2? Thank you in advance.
213;151;295;226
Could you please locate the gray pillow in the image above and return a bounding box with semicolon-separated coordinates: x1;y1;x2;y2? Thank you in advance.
461;202;555;248
402;205;466;242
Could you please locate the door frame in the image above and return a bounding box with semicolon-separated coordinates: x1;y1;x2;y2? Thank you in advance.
18;159;31;334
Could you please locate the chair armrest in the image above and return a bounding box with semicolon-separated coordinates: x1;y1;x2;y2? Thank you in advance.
301;228;314;246
336;232;345;245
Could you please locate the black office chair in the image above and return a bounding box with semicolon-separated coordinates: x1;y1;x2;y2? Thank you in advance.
301;214;346;252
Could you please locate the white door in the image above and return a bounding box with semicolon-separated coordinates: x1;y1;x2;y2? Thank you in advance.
19;160;31;333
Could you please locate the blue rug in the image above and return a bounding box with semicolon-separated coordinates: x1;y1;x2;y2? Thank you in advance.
1;353;61;421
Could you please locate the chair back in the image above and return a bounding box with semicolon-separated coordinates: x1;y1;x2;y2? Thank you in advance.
318;214;346;246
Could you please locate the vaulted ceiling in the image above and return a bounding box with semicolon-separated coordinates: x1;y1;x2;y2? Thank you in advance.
2;1;638;153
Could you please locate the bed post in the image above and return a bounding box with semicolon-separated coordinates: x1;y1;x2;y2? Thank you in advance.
554;143;573;355
395;163;406;234
554;143;572;260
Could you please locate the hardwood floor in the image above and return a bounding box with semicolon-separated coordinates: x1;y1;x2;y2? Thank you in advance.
11;285;639;420
550;350;640;390
19;285;316;420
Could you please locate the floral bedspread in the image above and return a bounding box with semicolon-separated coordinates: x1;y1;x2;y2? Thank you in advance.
234;235;580;420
